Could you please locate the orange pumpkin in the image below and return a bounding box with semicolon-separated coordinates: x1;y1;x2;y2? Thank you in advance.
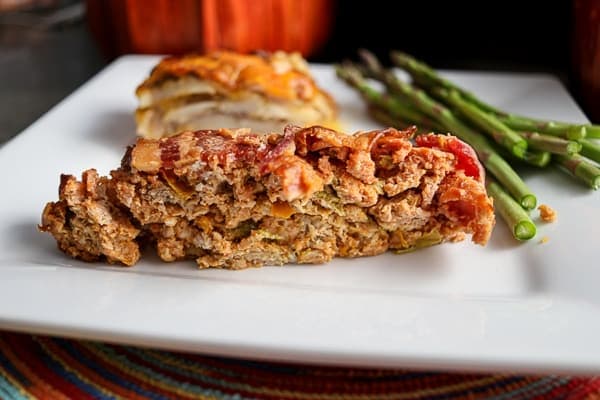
86;0;335;58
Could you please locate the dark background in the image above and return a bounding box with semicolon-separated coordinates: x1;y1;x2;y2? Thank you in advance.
0;0;584;143
315;1;571;76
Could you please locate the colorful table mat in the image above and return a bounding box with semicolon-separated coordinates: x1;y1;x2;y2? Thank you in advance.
0;331;598;399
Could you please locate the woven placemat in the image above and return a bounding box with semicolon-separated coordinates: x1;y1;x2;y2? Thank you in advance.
0;332;598;399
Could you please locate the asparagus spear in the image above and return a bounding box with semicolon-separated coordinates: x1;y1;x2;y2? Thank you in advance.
585;125;600;138
486;181;537;241
554;154;600;190
357;49;450;121
358;51;553;169
335;63;439;129
432;89;554;168
336;63;537;210
498;117;587;140
390;51;466;95
578;139;600;164
368;106;407;128
519;132;582;155
368;106;441;133
432;88;528;159
390;50;600;140
521;150;552;168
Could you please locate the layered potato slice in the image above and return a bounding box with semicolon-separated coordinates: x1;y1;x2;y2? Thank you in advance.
135;51;337;138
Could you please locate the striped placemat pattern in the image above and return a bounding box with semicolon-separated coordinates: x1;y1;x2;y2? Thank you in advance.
0;332;598;399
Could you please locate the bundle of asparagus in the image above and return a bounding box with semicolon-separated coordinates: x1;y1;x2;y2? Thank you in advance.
336;50;600;241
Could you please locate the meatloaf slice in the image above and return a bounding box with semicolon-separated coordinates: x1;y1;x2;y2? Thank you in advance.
40;125;495;269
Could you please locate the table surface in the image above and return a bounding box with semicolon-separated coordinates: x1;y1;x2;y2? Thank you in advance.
1;330;599;399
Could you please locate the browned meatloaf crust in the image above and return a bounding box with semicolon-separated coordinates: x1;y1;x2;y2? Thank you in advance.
40;126;495;269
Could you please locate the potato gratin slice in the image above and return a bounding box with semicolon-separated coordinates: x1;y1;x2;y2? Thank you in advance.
135;51;337;138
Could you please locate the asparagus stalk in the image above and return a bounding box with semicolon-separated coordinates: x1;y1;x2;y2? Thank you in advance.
578;139;600;164
358;49;451;121
390;51;466;95
585;125;600;138
335;64;439;129
368;106;406;128
433;88;528;159
519;132;582;155
554;154;600;190
336;62;537;210
486;181;537;241
390;50;600;140
368;106;441;133
522;150;552;168
498;117;587;140
356;51;550;168
492;144;551;168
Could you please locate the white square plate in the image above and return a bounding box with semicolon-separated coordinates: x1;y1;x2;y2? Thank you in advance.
1;56;599;374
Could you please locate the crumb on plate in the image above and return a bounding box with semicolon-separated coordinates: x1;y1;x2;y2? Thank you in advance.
538;204;556;223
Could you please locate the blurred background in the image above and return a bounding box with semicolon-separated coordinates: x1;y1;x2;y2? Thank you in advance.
1;0;598;143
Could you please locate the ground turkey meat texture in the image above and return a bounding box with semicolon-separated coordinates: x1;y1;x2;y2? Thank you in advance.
40;125;495;269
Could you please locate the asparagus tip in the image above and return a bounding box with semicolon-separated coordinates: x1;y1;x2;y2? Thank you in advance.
334;62;363;86
357;48;381;70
